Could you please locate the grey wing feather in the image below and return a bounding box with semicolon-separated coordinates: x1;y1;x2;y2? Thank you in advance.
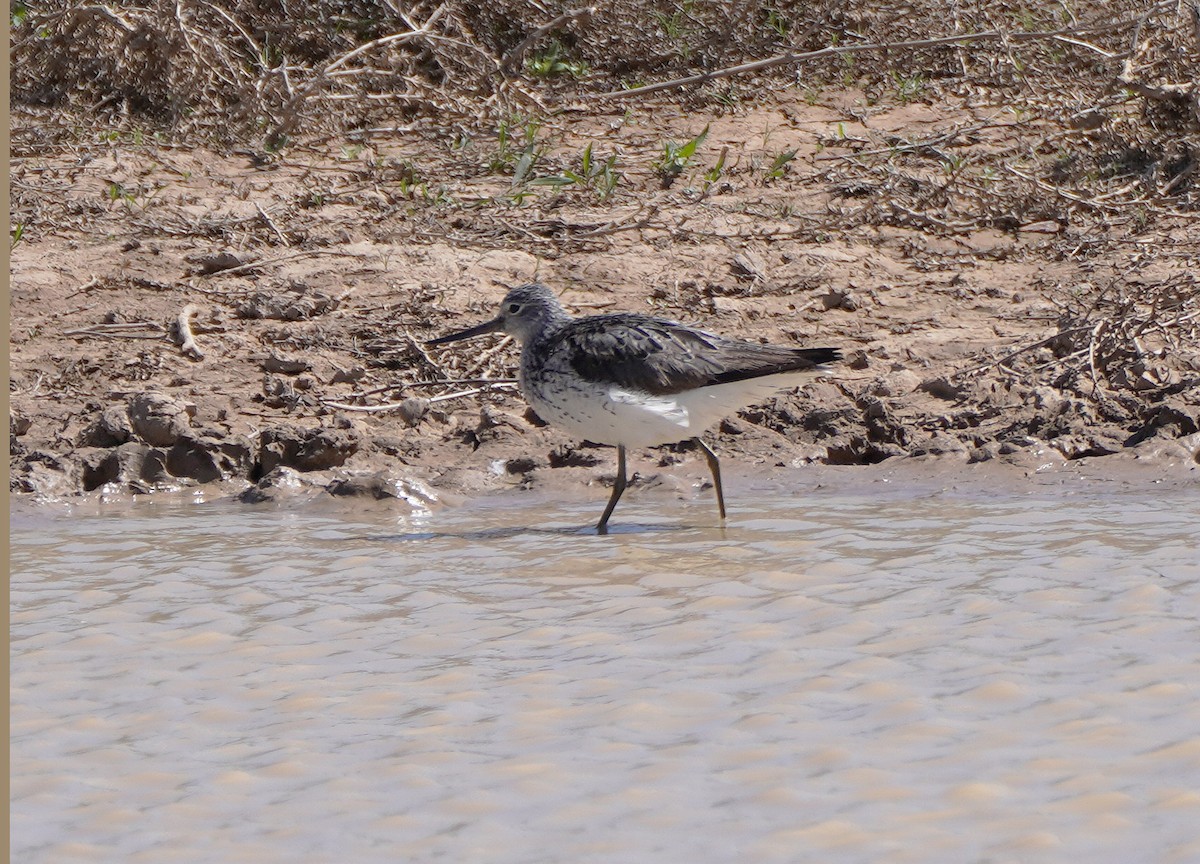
564;314;840;396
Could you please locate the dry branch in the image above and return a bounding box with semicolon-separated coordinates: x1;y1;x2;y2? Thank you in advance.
263;3;450;149
66;275;102;298
63;322;167;340
499;6;594;75
597;4;1175;99
322;382;518;412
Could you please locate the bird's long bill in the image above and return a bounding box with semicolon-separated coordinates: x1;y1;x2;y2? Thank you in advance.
426;316;504;346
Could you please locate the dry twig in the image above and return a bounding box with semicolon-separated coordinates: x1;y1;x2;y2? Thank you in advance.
322;381;518;413
264;3;449;149
597;9;1173;100
499;6;594;75
63;322;167;340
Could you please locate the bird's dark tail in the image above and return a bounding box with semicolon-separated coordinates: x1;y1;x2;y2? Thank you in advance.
795;347;842;366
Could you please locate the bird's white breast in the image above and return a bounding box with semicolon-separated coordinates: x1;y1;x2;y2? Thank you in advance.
523;363;816;448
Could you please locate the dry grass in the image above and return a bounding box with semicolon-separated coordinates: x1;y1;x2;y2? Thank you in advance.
12;2;1198;223
10;3;1196;136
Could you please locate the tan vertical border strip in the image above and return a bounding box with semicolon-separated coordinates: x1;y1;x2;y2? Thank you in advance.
1;0;13;847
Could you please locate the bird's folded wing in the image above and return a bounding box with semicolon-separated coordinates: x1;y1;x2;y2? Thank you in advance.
565;315;835;396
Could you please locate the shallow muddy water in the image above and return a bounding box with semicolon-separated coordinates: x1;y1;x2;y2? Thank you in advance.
11;476;1200;863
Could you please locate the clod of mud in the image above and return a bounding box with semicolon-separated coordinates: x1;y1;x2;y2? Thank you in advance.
260;425;361;473
396;398;429;428
15;450;80;496
186;251;245;275
238;466;311;504
261;355;312;374
548;444;603;468
328;473;401;499
10;409;31;439
331;365;367;384
75;432;257;492
10;409;33;462
326;473;441;510
503;455;545;475
169;435;256;484
80;406;134;448
236;284;340;320
918;378;969;401
325;472;422;501
128;392;194;447
1124;401;1200;447
80;443;156;492
1052;434;1125;460
868;370;923;398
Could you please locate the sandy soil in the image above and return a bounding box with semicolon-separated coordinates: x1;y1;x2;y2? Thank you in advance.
9;95;1200;505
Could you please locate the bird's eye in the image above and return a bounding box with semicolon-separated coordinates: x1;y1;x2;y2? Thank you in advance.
507;303;521;314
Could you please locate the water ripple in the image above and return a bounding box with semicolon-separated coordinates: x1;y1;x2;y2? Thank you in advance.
11;489;1200;863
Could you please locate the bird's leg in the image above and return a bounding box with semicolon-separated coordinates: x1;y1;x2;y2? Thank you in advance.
694;438;726;521
596;444;627;535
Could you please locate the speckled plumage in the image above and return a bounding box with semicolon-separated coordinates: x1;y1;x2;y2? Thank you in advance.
428;283;841;532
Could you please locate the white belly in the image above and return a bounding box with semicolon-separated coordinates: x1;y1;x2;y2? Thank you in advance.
525;371;816;448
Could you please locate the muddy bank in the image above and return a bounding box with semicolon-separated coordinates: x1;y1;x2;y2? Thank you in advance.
9;96;1200;505
10;272;1199;506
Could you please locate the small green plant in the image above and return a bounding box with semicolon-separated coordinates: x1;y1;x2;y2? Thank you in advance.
10;222;26;248
105;182;164;211
703;146;728;187
653;3;695;59
764;148;798;181
525;41;589;79
259;39;283;69
713;87;740;109
530;143;622;201
840;55;856;88
763;8;788;38
420;185;452;205
505;188;537;205
106;182;136;205
1014;7;1038;30
395;173;420;198
653;9;685;40
653;124;710;186
490;116;544;177
943;152;968;174
488;117;549;203
511;144;542;187
690;145;729;199
892;71;926;104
